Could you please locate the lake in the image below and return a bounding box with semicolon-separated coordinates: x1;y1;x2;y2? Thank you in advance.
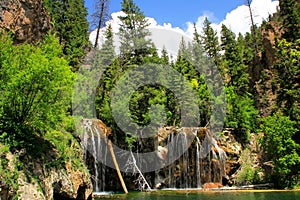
94;190;300;200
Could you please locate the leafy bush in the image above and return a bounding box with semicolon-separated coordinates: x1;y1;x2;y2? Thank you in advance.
261;113;300;188
0;33;73;147
236;148;262;185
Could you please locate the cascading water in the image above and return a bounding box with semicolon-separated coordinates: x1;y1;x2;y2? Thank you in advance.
81;119;109;192
81;119;228;192
195;134;202;188
161;127;227;189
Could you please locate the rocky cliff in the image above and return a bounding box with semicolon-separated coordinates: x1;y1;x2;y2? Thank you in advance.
0;0;51;44
0;135;93;200
253;13;284;118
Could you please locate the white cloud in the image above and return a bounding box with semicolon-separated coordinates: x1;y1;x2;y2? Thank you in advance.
90;11;192;57
221;0;279;35
147;17;192;56
89;0;279;56
190;0;279;37
185;11;217;36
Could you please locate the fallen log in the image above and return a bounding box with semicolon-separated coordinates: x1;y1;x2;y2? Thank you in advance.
108;139;128;194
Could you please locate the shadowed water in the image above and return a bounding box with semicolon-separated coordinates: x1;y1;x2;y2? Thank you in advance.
95;191;300;200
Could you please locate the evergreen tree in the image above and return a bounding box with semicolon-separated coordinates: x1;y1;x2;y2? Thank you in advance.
118;0;154;66
99;24;115;66
175;38;197;81
243;32;256;65
160;46;169;65
279;0;300;42
193;23;201;45
95;24;119;124
225;86;258;143
201;18;221;67
44;0;90;71
220;25;258;142
221;24;249;95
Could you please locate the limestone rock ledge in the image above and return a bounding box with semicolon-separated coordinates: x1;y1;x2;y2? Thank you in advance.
0;146;93;200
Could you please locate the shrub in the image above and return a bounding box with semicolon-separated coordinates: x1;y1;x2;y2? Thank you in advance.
261;113;300;188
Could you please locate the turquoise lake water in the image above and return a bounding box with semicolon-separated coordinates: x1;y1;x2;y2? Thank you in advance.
95;190;300;200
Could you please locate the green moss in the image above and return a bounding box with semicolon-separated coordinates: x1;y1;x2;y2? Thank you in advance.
45;129;88;172
0;144;19;199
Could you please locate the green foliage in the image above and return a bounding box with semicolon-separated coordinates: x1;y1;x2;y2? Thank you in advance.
160;47;170;65
201;18;221;67
118;0;155;65
125;134;137;149
99;24;115;66
0;144;19;198
261;113;300;188
221;25;250;96
44;0;90;70
279;0;300;42
44;130;87;170
226;87;258;143
0;33;73;147
236;149;262;185
274;39;300;125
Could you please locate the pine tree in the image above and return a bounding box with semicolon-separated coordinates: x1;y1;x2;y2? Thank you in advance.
201;18;221;67
193;23;201;45
118;0;154;66
221;25;257;142
44;0;90;71
175;37;197;80
96;24;119;121
99;24;115;66
221;24;249;95
279;0;300;42
160;46;169;65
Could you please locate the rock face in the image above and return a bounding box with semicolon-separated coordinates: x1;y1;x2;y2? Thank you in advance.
0;0;51;44
218;129;243;185
16;165;92;200
0;143;93;200
261;19;283;68
255;16;283;117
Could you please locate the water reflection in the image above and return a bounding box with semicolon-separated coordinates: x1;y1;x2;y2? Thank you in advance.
95;191;300;200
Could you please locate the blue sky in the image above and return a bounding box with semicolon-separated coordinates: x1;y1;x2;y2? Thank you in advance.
88;0;279;54
85;0;244;29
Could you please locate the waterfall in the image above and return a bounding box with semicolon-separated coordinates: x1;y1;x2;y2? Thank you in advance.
167;134;175;188
165;131;191;188
195;134;202;188
181;132;190;188
162;128;227;189
80;119;227;191
81;119;108;192
90;127;99;192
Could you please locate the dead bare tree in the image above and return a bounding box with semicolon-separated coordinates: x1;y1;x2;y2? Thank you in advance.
245;0;259;53
92;0;111;48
